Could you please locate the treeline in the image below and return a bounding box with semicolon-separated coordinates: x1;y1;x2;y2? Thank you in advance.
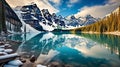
74;6;120;33
76;33;120;57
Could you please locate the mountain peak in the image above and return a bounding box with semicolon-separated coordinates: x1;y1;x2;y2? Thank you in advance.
14;6;22;10
85;14;93;19
30;2;36;5
70;15;76;19
42;9;49;14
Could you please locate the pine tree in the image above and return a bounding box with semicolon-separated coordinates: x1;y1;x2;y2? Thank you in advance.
74;6;120;33
118;6;120;31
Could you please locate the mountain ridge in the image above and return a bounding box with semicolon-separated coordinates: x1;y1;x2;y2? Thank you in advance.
13;3;99;32
73;6;120;33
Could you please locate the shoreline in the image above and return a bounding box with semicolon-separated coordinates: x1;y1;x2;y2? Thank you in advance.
81;31;120;36
103;31;120;36
0;36;22;66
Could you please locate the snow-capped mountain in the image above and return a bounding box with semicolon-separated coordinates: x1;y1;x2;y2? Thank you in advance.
20;4;44;31
13;3;99;32
66;15;99;27
14;3;66;32
83;14;99;25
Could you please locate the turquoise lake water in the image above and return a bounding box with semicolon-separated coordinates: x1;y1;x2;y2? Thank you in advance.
8;32;120;67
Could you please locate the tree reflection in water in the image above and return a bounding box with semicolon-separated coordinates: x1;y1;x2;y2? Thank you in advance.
9;32;120;67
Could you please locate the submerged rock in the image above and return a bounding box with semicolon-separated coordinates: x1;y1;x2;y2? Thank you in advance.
7;60;23;66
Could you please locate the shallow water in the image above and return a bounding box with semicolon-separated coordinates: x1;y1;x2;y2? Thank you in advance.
8;32;120;67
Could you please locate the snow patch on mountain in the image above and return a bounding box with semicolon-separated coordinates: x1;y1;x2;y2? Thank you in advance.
66;15;99;27
14;10;40;33
39;22;54;31
14;3;100;31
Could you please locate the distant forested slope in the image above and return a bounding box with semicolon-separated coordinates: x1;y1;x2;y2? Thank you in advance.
73;7;120;33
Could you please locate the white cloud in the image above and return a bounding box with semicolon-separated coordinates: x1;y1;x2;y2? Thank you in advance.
67;0;79;8
49;0;62;8
69;0;79;3
6;0;59;14
108;0;120;4
74;0;120;18
49;0;61;5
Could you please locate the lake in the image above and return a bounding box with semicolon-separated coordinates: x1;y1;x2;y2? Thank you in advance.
8;32;120;67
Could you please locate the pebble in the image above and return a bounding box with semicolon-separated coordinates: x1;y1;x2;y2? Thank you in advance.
7;60;23;66
0;48;5;52
4;49;13;53
0;42;19;67
4;64;19;67
37;64;47;67
0;52;8;55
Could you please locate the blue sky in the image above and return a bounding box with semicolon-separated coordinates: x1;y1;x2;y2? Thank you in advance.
48;0;120;18
50;0;107;17
7;0;120;18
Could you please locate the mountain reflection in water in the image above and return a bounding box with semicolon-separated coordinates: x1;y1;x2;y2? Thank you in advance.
8;32;120;67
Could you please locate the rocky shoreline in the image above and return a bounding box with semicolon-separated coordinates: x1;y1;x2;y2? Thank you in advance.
0;39;66;67
0;36;22;66
0;35;47;67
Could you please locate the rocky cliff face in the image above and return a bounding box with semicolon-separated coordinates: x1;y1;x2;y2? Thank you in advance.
0;0;7;33
16;3;65;31
20;4;43;31
13;3;99;32
0;0;22;33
